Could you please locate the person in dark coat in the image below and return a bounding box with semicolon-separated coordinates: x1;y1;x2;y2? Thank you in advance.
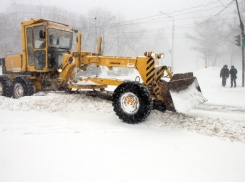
220;65;229;87
229;65;238;87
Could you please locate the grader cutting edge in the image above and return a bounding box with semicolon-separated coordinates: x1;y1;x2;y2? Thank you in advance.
0;19;206;124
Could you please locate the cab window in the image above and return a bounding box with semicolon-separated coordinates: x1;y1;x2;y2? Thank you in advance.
26;27;34;65
33;26;45;49
34;50;46;70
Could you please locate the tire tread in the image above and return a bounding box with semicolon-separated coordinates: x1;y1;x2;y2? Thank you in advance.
0;75;13;97
112;81;152;124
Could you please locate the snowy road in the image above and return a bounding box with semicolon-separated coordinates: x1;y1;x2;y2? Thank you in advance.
0;95;245;182
1;67;245;182
187;102;245;124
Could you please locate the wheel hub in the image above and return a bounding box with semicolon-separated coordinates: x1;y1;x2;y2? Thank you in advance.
14;83;24;98
120;92;139;114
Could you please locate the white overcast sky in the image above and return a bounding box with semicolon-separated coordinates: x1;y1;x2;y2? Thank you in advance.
0;0;235;18
0;0;238;71
0;0;237;32
0;0;236;36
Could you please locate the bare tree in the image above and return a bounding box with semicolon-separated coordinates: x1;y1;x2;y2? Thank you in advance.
223;17;241;67
0;4;148;58
185;19;227;67
85;7;119;54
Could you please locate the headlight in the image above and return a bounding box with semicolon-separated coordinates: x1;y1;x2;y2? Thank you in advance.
157;53;164;59
144;51;155;57
58;69;62;73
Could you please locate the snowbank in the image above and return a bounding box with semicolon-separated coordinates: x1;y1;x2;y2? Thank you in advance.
0;90;244;143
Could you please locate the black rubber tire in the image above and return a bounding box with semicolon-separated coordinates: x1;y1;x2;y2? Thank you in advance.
13;76;34;98
0;76;13;97
21;77;35;96
112;81;153;124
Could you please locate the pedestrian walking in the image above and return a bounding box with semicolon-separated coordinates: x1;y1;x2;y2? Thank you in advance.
229;65;238;87
220;65;229;87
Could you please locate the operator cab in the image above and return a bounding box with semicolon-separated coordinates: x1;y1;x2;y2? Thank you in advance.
25;20;73;72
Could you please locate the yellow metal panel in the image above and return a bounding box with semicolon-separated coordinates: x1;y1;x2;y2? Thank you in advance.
59;61;76;85
5;54;22;72
82;56;136;68
135;57;155;85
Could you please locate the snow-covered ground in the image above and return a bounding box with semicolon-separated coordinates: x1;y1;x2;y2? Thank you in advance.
1;67;245;182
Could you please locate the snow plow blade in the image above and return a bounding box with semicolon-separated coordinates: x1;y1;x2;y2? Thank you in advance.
158;73;207;113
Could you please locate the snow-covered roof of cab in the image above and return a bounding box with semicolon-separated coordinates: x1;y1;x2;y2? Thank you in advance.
21;19;73;31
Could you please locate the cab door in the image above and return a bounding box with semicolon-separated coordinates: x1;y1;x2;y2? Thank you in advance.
26;27;34;67
33;25;46;70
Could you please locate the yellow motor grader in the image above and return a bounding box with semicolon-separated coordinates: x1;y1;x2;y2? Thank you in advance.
0;19;205;123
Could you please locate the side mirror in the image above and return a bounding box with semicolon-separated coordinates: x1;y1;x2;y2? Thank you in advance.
39;30;46;39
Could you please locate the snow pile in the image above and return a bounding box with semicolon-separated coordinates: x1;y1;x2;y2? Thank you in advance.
170;80;207;113
147;111;245;143
1;91;244;143
0;92;112;113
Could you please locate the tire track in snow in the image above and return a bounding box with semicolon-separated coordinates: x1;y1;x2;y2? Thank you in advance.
194;103;245;113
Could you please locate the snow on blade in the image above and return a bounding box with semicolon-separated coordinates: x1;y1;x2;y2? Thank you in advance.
170;81;207;113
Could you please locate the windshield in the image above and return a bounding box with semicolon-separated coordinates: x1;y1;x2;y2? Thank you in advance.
48;28;73;49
